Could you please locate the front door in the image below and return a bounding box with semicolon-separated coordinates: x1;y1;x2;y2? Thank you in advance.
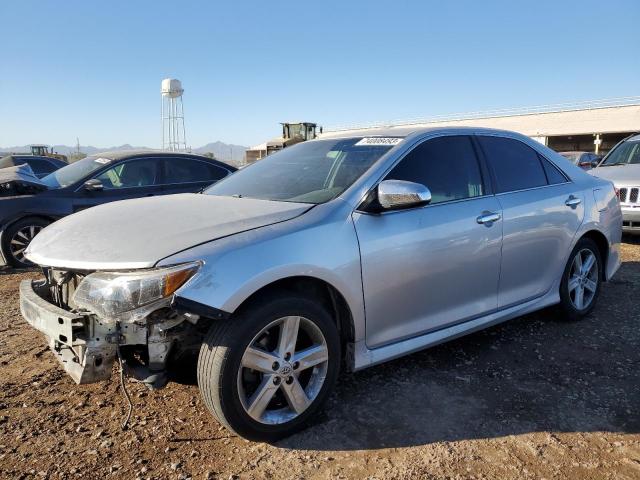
72;157;164;212
353;135;503;349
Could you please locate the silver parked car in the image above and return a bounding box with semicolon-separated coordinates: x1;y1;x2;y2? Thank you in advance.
19;127;621;441
588;134;640;232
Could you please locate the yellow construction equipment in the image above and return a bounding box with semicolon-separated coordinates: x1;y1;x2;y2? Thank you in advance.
245;122;320;164
30;144;68;162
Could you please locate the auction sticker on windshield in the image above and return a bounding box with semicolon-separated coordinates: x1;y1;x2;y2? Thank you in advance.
355;137;403;146
94;157;111;164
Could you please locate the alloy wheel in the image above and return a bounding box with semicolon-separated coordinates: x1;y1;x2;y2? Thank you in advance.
567;248;598;310
9;225;43;263
237;316;329;425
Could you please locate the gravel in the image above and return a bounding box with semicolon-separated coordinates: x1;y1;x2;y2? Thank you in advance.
1;240;639;479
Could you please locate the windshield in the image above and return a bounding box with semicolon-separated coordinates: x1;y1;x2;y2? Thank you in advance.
41;155;113;188
205;137;401;204
600;139;640;166
287;124;306;140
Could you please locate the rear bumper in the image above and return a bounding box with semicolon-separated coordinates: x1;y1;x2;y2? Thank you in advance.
19;280;116;383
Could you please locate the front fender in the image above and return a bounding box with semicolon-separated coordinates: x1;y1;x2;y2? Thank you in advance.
160;201;367;342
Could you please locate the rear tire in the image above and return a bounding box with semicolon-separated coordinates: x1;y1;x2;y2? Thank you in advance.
197;294;340;442
1;217;49;268
558;238;602;321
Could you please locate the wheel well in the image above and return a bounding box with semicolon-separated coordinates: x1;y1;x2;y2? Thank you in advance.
4;214;54;232
580;230;609;280
234;276;355;348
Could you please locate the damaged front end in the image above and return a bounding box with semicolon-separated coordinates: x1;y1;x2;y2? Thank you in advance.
0;164;49;197
19;262;216;389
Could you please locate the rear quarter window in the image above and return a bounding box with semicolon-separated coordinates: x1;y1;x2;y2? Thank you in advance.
540;157;568;184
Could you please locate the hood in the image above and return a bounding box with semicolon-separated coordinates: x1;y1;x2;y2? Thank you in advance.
588;164;640;186
0;164;48;197
26;194;311;270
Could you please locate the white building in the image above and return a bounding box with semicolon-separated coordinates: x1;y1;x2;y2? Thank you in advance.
323;97;640;155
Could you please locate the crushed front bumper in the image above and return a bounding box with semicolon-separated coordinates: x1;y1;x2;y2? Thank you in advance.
19;279;116;383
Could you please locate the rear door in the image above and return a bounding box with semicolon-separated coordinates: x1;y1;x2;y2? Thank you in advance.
476;135;584;308
353;135;503;348
162;157;231;194
72;157;164;211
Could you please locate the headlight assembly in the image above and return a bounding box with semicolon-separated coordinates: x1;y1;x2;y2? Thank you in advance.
72;262;201;323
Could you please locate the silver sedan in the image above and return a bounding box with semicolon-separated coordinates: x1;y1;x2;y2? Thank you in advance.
21;127;621;441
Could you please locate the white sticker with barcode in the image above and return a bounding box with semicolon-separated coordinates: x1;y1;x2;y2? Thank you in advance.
94;157;111;164
355;137;403;146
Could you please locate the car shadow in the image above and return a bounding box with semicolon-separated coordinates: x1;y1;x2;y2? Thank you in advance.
275;261;640;451
622;233;640;245
161;259;639;450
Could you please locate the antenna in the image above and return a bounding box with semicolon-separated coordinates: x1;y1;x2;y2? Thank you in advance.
161;78;187;151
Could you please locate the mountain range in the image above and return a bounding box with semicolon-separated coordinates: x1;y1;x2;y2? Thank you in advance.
0;141;248;165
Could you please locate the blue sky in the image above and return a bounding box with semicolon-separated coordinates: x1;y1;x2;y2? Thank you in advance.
1;0;639;148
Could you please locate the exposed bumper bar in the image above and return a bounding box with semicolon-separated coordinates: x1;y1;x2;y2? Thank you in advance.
19;280;116;384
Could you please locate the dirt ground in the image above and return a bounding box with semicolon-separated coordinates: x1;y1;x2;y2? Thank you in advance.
1;241;639;480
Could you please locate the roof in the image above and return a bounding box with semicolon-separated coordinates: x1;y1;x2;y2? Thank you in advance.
87;149;212;161
318;125;520;139
82;149;238;171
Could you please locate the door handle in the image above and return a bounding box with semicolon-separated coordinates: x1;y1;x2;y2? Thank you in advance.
476;212;501;224
565;196;581;207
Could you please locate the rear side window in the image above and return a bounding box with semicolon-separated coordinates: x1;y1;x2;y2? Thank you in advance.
478;136;547;193
385;135;484;204
164;158;228;184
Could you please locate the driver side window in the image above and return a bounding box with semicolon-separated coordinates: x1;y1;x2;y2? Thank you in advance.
94;158;160;190
385;136;484;204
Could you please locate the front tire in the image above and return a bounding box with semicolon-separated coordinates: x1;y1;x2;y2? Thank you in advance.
558;238;602;321
197;295;340;442
1;217;49;268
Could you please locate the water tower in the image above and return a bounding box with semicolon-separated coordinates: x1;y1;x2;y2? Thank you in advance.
161;78;187;151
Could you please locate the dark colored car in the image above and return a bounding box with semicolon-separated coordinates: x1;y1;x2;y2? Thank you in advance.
559;151;602;170
0;150;236;267
0;154;68;178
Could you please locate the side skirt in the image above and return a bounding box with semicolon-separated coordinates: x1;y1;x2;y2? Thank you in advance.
351;288;560;371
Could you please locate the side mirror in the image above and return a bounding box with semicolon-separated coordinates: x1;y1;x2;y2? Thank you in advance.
83;179;103;192
377;180;431;210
